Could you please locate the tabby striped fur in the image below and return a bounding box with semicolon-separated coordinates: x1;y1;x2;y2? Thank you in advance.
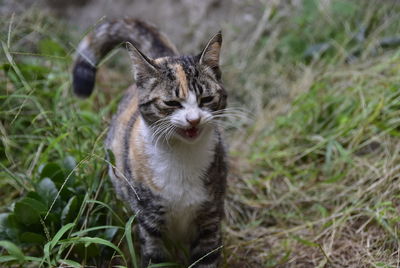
73;18;227;268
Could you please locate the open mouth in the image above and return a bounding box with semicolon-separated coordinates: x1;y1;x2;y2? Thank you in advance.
177;127;202;140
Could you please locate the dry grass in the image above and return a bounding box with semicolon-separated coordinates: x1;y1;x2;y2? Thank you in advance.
222;2;400;265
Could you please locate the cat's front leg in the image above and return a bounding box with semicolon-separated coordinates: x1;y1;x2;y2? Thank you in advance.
137;213;167;267
189;207;223;268
139;220;166;268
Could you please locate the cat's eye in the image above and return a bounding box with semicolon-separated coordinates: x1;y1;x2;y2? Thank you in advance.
200;96;214;106
163;100;182;108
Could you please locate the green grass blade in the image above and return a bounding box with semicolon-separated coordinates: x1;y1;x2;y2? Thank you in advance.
59;236;126;265
71;225;123;237
0;162;30;191
24;256;43;262
58;259;82;267
2;41;51;126
125;214;138;268
0;255;41;264
0;240;25;263
0;256;17;263
43;223;75;266
50;223;75;249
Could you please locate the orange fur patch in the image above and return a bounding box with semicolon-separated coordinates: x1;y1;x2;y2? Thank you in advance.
107;86;138;183
109;85;160;192
118;87;139;125
174;64;189;98
130;119;160;192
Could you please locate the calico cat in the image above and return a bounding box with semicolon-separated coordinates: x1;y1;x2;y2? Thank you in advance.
72;19;227;268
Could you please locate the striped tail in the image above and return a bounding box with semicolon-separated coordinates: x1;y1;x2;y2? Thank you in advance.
72;18;178;97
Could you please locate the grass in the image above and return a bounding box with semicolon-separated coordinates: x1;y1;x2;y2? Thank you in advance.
1;0;400;267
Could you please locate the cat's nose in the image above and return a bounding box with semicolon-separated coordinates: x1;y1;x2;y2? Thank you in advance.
186;116;201;127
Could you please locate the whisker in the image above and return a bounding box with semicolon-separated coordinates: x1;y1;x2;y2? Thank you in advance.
150;117;171;127
211;111;251;119
209;114;250;122
151;127;165;144
154;129;165;148
209;120;244;130
150;117;172;138
165;125;177;147
211;107;250;115
211;109;251;121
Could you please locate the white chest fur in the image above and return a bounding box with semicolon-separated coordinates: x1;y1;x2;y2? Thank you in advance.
140;121;216;239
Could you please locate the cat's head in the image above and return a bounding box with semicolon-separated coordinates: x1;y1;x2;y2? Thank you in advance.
127;32;227;144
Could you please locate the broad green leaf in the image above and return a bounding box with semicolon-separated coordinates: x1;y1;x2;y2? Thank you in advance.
2;214;19;241
39;163;65;185
20;197;47;213
63;155;77;171
44;212;61;226
62;156;77;188
14;201;41;225
26;191;46;202
36;178;58;208
20;232;46;244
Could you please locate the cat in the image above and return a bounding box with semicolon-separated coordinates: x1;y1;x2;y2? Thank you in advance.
72;18;228;268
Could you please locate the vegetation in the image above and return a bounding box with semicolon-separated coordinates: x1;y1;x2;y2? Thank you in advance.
1;1;400;267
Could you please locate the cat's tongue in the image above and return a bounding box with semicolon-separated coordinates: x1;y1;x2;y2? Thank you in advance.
185;127;199;138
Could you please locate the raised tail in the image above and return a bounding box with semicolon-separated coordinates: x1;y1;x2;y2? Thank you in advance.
72;18;178;97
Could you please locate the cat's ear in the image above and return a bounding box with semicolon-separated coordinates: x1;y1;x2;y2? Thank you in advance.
126;42;158;80
198;31;222;79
